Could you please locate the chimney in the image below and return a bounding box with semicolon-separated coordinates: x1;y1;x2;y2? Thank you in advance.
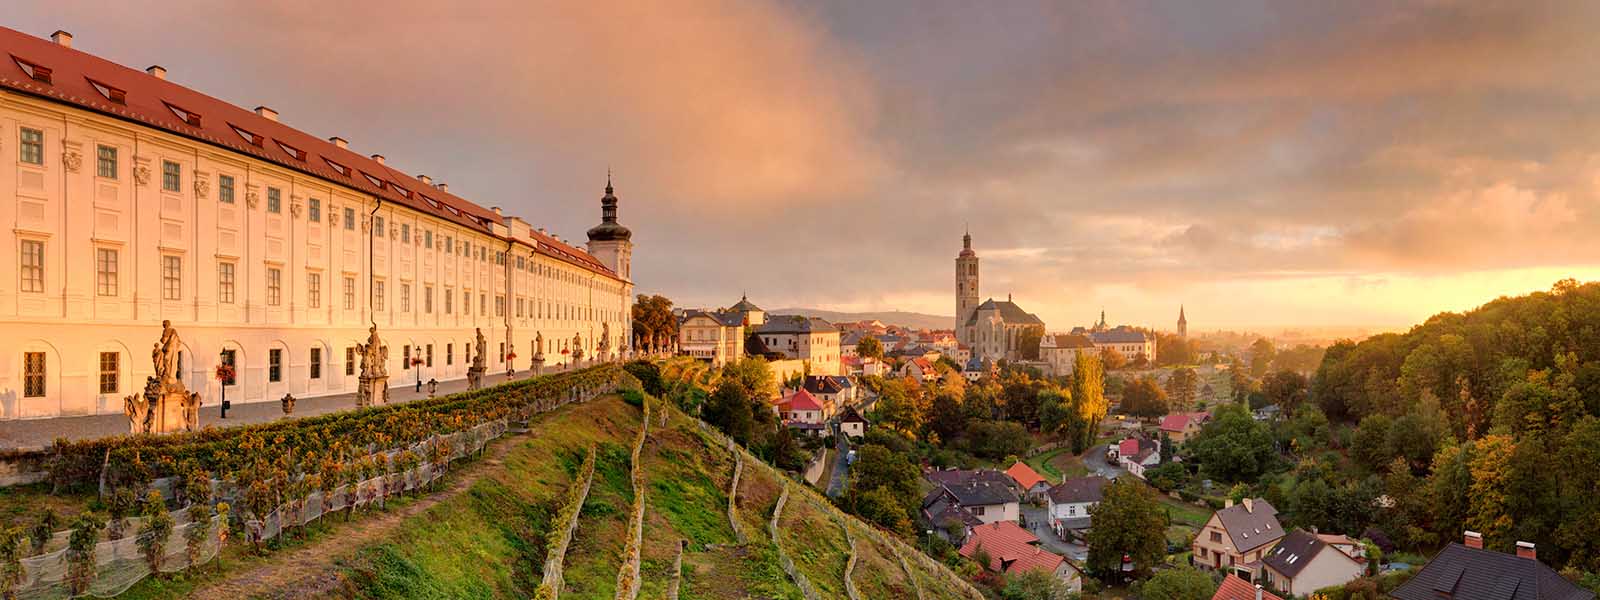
417;174;432;185
1464;531;1483;549
1255;585;1264;600
1243;498;1254;513
146;65;167;80
329;136;348;149
50;30;72;48
370;154;385;165
1225;498;1234;509
435;182;448;192
492;206;503;217
1515;541;1536;560
254;106;278;121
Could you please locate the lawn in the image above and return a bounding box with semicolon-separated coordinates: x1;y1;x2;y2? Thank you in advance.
1024;447;1089;482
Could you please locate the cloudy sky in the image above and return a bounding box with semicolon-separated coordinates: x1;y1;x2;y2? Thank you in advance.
13;1;1600;331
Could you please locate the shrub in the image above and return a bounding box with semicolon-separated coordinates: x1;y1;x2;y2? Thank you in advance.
65;513;101;595
1;525;25;598
29;508;58;554
136;491;173;573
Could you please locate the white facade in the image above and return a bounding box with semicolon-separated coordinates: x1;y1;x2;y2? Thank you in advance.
0;34;632;419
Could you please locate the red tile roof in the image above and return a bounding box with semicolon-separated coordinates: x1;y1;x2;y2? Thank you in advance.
0;27;618;279
781;389;823;412
1005;462;1047;491
1160;412;1210;433
959;521;1065;576
1118;438;1140;457
1213;573;1284;600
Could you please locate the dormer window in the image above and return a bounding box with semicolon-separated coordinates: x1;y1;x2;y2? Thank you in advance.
11;55;51;84
422;195;441;209
360;171;386;189
163;101;202;127
274;139;306;161
229;123;264;147
390;183;411;198
322;157;350;176
85;77;126;104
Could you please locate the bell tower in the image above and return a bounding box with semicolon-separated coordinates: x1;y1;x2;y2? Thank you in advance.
585;174;633;280
956;228;980;346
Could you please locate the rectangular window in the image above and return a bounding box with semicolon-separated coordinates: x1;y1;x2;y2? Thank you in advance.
99;351;119;394
374;280;386;311
445;287;453;314
444;236;452;254
346;347;356;376
424;230;432;249
96;145;118;178
162;160;181;192
343;207;355;231
267;267;282;306
269;348;282;382
426;344;434;367
219;349;236;385
161;256;181;300
463;290;471;315
19;240;44;293
218;174;235;203
308;198;321;222
374;216;385;238
310;347;322;379
401;283;411;312
343;276;355;310
23;352;45;397
217;262;235;304
96;248;117;296
267;187;281;213
480;293;487;315
447;343;453;366
1211;531;1222;543
401;224;410;243
425;285;434;313
19;128;43;165
307;273;322;308
495;295;505;317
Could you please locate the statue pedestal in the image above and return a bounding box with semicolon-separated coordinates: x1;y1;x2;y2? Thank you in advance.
467;366;486;391
357;374;389;409
154;390;199;433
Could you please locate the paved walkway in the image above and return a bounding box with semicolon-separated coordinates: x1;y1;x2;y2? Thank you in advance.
0;364;587;450
825;425;851;498
1082;443;1126;479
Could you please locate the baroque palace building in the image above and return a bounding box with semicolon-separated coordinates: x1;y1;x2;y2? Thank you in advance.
0;29;633;420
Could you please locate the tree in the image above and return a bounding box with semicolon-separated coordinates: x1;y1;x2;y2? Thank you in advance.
1166;368;1200;412
965;421;1032;460
1141;566;1214;600
1101;347;1128;371
1068;353;1108;452
1188;405;1276;483
705;380;754;445
631;294;677;352
1145;462;1187;492
1250;338;1276;378
1018;326;1046;361
1001;568;1076;600
1467;435;1516;547
1123;376;1168;419
856;336;885;361
722;358;777;400
1156;332;1195;367
926;392;969;446
1085;479;1167;577
1262;370;1308;416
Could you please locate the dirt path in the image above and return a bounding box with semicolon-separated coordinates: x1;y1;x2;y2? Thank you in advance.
184;433;521;600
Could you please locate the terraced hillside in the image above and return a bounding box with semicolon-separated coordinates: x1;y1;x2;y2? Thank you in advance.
315;392;978;599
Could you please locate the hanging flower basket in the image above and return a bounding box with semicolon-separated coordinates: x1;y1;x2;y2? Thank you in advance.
214;364;236;383
505;353;518;361
410;358;424;367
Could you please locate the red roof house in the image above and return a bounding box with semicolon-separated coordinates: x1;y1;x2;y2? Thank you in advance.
1005;462;1050;498
1212;573;1284;600
960;521;1081;589
777;389;824;425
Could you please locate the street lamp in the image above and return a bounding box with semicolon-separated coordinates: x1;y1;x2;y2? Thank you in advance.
215;357;234;419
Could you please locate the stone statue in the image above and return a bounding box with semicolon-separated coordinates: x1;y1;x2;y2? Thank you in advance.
535;331;545;356
155;320;181;386
123;383;154;434
357;325;386;378
180;392;202;431
473;328;488;369
599;323;611;353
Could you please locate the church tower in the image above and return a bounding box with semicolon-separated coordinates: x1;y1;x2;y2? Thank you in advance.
956;229;980;346
585;175;633;280
1178;305;1188;339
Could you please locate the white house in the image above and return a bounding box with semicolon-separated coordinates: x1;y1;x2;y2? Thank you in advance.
1045;476;1110;538
1260;529;1366;596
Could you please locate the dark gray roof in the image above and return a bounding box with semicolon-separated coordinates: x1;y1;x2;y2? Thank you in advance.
1262;529;1332;579
1047;476;1110;504
682;309;744;327
1391;543;1594;600
943;480;1020;507
757;315;839;334
1214;499;1284;553
1088;327;1152;344
923;493;984;528
926;468;1013;489
964;298;1045;327
729;295;762;312
803;376;844;395
839;406;869;424
829;375;853;389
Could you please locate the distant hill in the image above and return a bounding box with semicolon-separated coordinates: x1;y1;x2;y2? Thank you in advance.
769;308;953;331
